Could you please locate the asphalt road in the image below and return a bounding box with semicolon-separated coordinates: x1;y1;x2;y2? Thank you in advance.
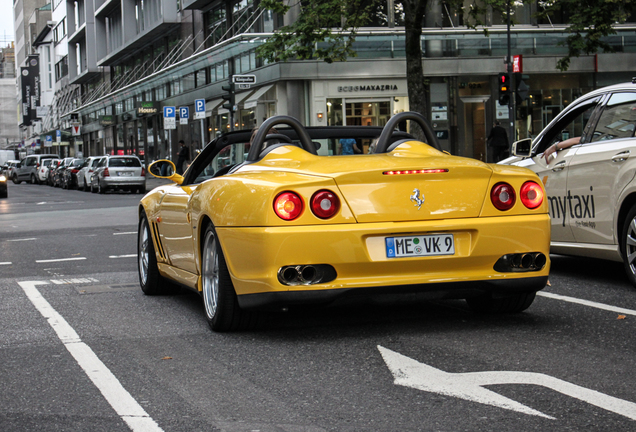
1;180;635;431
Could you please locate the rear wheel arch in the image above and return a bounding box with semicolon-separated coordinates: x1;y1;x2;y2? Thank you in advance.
617;193;636;252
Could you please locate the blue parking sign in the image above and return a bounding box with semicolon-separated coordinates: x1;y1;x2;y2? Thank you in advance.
163;106;175;118
194;99;205;119
179;107;189;124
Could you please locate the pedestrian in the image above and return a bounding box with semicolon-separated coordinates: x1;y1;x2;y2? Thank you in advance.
176;140;190;174
487;121;509;162
339;138;361;155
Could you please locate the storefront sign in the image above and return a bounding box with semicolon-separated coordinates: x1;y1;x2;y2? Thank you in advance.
513;55;523;73
337;84;398;93
136;101;158;116
100;115;115;126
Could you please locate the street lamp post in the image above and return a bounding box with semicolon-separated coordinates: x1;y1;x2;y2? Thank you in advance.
506;0;515;143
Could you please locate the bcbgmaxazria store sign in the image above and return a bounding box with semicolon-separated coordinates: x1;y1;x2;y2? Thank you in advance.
337;84;399;92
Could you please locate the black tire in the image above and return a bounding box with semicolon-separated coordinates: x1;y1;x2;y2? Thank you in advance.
466;291;536;313
82;180;89;192
201;223;257;332
138;212;173;295
621;204;636;288
98;182;105;194
30;174;38;185
12;174;20;184
91;182;97;193
137;185;146;194
0;190;7;198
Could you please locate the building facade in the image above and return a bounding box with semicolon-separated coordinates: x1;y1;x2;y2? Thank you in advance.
14;0;636;164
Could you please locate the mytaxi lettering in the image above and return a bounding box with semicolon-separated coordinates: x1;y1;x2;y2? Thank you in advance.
547;187;596;227
337;84;399;92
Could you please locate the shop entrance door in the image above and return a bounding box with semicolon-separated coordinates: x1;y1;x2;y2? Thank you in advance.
461;96;489;161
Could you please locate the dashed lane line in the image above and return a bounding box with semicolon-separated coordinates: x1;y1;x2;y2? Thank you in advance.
113;232;137;236
36;257;87;263
17;281;163;432
538;291;636;317
0;262;11;265
109;254;137;259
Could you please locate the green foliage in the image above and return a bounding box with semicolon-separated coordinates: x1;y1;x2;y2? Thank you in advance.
257;0;376;63
538;0;636;71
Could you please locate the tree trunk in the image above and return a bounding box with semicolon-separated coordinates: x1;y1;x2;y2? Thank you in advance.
402;0;427;140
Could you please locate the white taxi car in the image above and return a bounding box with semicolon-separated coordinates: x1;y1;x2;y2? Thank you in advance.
503;80;636;286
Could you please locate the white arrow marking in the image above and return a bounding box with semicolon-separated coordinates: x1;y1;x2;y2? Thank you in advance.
378;346;636;421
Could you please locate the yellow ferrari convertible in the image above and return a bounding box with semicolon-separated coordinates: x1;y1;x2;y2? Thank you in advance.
138;112;550;331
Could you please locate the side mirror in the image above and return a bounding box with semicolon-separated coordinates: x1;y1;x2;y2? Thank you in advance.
148;159;184;185
16;163;21;168
149;160;175;177
512;138;533;157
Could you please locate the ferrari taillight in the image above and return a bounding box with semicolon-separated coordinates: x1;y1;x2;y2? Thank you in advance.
520;181;544;209
310;190;340;219
274;191;303;220
491;182;516;211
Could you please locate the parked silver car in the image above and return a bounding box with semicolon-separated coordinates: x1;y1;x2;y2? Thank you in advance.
90;155;146;194
13;154;58;184
77;156;104;191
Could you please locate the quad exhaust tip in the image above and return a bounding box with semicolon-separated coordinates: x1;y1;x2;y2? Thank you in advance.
278;264;337;286
494;252;547;273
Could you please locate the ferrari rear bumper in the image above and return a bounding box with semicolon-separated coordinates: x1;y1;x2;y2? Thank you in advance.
216;213;551;308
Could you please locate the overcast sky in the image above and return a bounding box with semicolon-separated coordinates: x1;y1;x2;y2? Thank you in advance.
0;0;14;45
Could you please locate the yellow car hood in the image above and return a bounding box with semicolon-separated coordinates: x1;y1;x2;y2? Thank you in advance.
240;141;494;223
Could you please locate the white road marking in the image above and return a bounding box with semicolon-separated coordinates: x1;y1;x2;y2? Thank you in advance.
379;346;636;421
18;281;163;432
36;257;87;263
6;238;37;242
113;232;137;236
0;262;11;265
538;291;636;316
109;254;137;259
51;277;99;285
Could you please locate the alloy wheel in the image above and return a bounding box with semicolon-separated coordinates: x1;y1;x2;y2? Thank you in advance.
138;218;149;286
201;230;220;320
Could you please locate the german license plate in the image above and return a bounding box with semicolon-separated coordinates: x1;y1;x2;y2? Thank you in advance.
386;234;455;258
118;171;133;176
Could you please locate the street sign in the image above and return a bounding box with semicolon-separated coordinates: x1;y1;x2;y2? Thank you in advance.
163;106;176;129
179;107;189;125
194;99;206;120
379;345;636;421
71;123;81;136
45;135;52;147
233;74;256;84
237;83;251;90
56;129;61;143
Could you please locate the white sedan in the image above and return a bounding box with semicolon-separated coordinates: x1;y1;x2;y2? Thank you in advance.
503;80;636;286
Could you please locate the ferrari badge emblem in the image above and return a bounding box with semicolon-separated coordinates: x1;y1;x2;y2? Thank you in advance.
410;188;424;210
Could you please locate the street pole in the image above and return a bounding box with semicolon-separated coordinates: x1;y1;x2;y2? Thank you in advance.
506;0;515;143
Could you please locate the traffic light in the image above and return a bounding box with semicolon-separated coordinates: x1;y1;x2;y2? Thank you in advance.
498;73;510;106
221;81;235;112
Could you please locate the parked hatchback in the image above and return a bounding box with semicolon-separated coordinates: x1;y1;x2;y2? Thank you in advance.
37;158;57;183
91;155;146;194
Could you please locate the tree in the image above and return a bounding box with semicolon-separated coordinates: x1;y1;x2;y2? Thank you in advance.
257;0;636;122
538;0;636;71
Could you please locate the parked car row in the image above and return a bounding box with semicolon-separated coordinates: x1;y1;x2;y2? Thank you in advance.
11;154;146;194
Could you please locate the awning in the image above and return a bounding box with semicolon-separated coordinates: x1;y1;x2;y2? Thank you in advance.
216;91;252;115
235;90;252;105
243;84;274;109
205;98;224;115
